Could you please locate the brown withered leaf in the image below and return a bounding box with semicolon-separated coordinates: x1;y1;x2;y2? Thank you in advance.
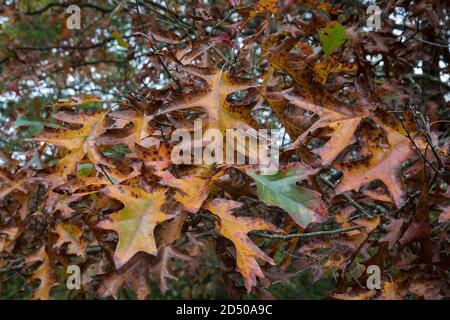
379;217;405;249
149;244;192;294
438;204;450;223
335;119;418;208
409;279;443;300
283;90;367;165
0;227;18;253
97;253;152;300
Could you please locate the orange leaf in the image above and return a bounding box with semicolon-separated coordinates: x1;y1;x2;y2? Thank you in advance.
156;170;210;213
205;198;280;292
26;246;59;300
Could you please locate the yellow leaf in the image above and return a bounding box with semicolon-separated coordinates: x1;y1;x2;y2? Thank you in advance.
54;222;86;256
97;185;173;268
155;170;211;213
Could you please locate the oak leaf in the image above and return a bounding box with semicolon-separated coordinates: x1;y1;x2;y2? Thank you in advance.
378;281;403;300
379;217;405;249
335;120;417;207
97;253;152;300
319;21;349;56
149;244;192;294
26;246;59;300
283;90;367;165
157;66;258;132
248;163;327;227
50;94;103;108
54;222;87;256
33;112;107;185
97;185;173;268
155;170;210;213
205;198;280;292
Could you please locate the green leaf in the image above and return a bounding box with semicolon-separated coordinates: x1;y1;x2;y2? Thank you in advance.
13;116;61;137
111;31;129;48
77;163;94;177
319;22;349;56
248;164;326;227
101;144;131;158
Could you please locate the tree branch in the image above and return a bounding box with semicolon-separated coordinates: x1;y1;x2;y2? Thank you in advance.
24;3;114;15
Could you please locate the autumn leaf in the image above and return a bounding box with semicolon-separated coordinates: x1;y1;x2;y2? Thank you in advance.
250;0;278;17
205;198;280;292
332;289;376;300
97;253;152;300
101;110;155;151
378;281;403;300
54;222;86;256
50;94;103;108
26;246;59;300
33;112;107;185
149;244;192;294
312;56;357;84
0;174;27;198
157;66;258;132
97;185;174;268
379;217;405;249
136;143;172;171
438;204;450;223
0;227;18;253
304;0;340;14
155;170;210;213
409;279;443;300
283;90;367;165
34;111;139;186
335;119;418;207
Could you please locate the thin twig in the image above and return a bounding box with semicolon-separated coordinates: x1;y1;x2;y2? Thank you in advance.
319;176;374;218
134;1;182;90
254;225;364;240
